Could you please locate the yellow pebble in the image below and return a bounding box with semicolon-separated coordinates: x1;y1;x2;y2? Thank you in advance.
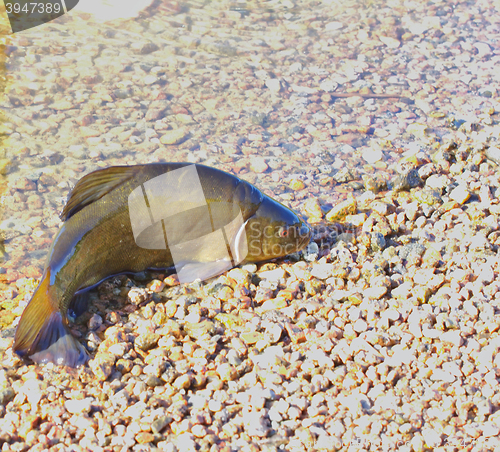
289;179;305;190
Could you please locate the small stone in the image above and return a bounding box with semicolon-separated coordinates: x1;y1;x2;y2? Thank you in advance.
258;268;286;282
265;78;281;92
136;432;155;444
160;128;189;145
285;323;306;343
135;333;160;351
108;342;128;358
250;157;268;173
88;313;103;330
173;374;192;390
164;274;179;286
407;122;428;137
333;167;356;183
449;185;471;204
152;416;172;434
143;75;159;85
421;428;442;448
440;330;463;347
14;177;36;191
289;179;305;191
146;108;165;121
482;422;500;437
0;387;15;405
353;319;367;333
133;42;160;55
414;286;432;303
227;268;251;286
362;148;383;164
379;35;400;48
184;320;215;340
50;100;74;110
310;263;333;280
89;353;115;381
370;201;391;216
363;286;388;299
485;146;500;164
217;363;236;381
371;232;386;252
148;279;166;292
404;202;419;220
265;323;283;343
344;213;367;227
303;198;323;220
242;410;270;437
258;297;288;312
65;398;92;415
255;287;274;303
392;169;422;191
191;424;207;438
128;287;151;305
362;174;387;193
215;313;244;330
0;159;11;175
241;331;264;344
325;195;357;221
474;42;491;58
116;359;133;373
325;21;343;31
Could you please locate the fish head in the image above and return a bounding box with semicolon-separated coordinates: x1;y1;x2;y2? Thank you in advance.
242;195;311;263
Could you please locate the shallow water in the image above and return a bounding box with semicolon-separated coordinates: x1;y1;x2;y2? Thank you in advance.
1;0;500;323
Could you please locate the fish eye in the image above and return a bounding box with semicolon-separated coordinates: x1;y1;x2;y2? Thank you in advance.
278;227;289;238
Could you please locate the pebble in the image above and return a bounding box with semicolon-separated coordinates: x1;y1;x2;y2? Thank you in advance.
379;35;400;48
89;353;115;381
303;198;323;220
440;330;463;347
392;169;423;191
135;333;160;351
250;157;268;173
310;263;333;280
265;78;281;93
450;184;471;204
65;398;92;415
183;320;216;340
325;195;357;221
160;128;189;145
485;146;500;164
289;179;305;191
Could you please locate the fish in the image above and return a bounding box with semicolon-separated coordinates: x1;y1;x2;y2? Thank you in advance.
13;163;311;367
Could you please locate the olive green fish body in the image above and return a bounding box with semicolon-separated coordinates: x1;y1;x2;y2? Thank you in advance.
13;163;311;366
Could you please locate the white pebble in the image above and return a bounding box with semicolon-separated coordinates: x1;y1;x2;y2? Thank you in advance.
265;78;281;93
450;184;471;204
440;330;463;347
65;398;92;415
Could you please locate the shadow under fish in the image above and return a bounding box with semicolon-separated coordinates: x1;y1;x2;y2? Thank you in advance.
13;163;311;367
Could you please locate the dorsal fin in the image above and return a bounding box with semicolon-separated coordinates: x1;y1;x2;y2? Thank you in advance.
60;166;140;221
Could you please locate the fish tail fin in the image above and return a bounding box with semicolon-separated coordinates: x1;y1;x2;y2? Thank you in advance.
13;272;88;367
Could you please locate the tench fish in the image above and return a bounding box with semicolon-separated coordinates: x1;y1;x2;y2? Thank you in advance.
13;163;311;366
